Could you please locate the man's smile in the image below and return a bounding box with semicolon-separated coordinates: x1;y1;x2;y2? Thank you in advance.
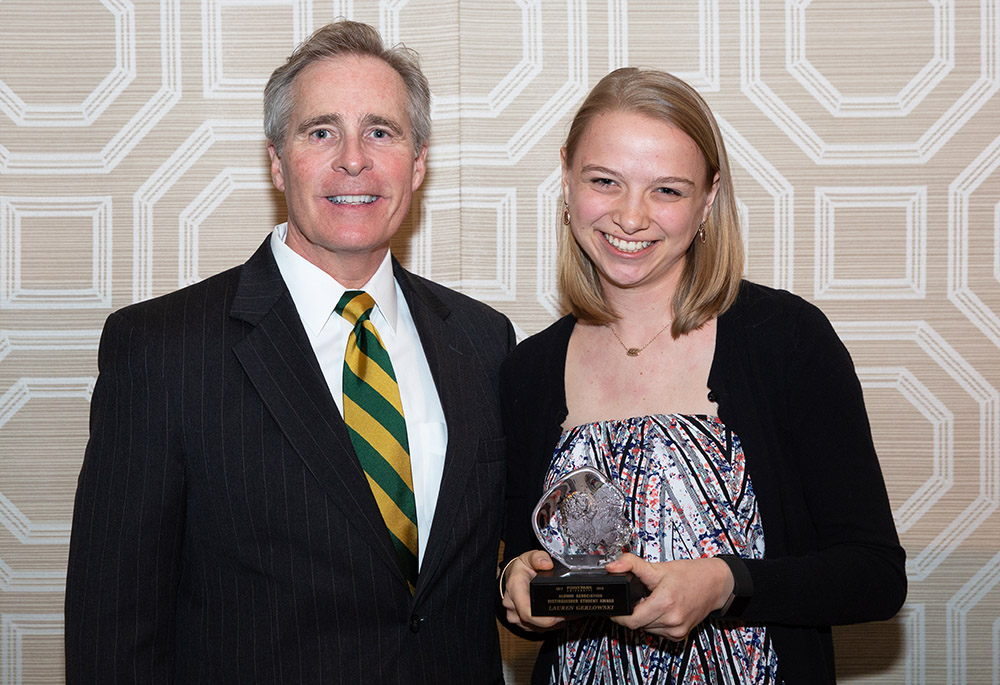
327;194;379;205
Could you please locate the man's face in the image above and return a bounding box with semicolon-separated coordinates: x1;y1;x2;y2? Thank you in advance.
268;55;427;286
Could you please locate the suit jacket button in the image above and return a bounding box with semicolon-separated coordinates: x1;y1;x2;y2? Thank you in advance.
409;614;422;633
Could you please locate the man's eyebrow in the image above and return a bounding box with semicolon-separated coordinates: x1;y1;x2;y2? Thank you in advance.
294;113;406;138
295;113;343;135
362;114;404;136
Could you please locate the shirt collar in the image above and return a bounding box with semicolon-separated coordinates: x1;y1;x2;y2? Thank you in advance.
270;223;398;335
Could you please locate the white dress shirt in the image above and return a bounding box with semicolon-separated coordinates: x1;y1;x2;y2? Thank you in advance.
270;224;447;569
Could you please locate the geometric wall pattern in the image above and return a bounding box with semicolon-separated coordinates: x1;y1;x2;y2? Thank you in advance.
1;1;998;682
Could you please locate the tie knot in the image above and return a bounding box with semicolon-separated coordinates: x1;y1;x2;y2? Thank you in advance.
336;290;375;327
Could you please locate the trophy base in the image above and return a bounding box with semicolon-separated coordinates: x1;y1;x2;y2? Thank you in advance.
530;562;647;616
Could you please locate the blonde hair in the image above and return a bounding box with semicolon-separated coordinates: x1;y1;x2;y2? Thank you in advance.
558;68;744;336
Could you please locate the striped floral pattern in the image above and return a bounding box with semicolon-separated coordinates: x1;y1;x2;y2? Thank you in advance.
546;414;781;684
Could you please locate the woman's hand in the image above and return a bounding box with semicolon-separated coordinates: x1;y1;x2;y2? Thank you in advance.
500;550;566;632
604;554;734;641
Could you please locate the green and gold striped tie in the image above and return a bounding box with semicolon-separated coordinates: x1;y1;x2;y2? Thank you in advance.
337;290;418;593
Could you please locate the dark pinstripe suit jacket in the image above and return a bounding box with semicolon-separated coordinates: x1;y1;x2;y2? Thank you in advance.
65;238;515;684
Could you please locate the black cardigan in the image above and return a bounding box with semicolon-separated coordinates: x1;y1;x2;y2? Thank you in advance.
500;280;906;684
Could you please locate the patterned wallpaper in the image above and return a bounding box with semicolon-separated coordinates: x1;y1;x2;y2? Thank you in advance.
1;1;998;682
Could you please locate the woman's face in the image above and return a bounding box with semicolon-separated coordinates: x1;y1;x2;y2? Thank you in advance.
562;110;718;296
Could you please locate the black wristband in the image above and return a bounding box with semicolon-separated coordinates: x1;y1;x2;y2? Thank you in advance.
711;554;753;618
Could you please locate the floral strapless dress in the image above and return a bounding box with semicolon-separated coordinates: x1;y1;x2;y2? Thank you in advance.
545;414;781;684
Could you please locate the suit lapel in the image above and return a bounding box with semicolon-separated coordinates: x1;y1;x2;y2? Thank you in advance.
394;263;481;597
230;239;406;586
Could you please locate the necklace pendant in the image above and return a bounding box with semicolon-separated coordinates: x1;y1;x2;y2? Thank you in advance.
626;348;640;357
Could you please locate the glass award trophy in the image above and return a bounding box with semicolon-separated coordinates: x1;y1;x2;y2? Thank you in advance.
529;467;647;616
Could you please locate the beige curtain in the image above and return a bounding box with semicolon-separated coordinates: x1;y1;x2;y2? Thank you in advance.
1;1;998;682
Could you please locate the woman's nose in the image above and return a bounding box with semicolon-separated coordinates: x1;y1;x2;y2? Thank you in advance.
614;195;649;234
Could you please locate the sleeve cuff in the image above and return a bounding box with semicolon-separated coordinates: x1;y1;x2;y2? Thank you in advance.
711;554;754;619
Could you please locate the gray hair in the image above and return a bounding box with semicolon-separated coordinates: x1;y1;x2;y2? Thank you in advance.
264;20;431;157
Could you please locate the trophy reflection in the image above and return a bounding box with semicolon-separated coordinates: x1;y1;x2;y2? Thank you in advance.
530;467;646;616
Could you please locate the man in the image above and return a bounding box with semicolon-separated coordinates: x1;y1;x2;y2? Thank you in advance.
65;20;513;683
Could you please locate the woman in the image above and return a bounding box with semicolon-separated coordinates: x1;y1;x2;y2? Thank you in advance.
499;68;906;684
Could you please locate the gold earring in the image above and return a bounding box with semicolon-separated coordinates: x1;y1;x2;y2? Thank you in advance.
697;222;707;244
562;204;571;225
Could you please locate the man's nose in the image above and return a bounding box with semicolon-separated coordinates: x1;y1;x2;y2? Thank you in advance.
335;135;373;175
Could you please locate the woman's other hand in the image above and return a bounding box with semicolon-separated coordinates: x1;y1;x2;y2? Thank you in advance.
500;550;566;632
604;554;734;641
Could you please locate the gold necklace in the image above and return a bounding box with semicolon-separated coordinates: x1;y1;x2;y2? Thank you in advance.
605;320;673;357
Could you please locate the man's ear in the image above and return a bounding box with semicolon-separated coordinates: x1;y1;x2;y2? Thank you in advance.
411;144;428;191
268;142;285;193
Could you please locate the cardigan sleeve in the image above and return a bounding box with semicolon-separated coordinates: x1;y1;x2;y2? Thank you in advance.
499;315;574;569
733;297;907;627
499;352;544;566
496;318;573;645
